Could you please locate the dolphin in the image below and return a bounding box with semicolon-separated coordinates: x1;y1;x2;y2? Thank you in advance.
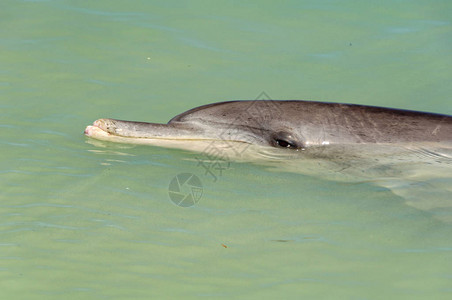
85;100;452;146
84;100;452;151
85;100;452;220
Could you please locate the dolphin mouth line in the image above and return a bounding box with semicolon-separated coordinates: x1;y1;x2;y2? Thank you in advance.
84;119;189;140
84;120;251;144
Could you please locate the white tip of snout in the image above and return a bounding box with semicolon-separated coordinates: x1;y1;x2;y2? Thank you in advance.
84;124;109;137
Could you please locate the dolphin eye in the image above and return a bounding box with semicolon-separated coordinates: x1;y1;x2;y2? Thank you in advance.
275;139;296;148
272;132;301;150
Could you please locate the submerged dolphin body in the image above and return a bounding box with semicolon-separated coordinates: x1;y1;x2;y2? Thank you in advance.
85;100;452;220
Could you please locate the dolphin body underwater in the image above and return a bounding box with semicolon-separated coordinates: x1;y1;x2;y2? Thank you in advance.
85;100;452;220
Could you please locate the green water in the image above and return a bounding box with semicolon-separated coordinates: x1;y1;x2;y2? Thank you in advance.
1;0;451;299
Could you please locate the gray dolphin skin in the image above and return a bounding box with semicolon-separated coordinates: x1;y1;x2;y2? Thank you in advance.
84;100;452;222
84;100;452;150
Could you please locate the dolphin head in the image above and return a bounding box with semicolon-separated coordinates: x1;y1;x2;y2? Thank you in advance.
84;101;313;152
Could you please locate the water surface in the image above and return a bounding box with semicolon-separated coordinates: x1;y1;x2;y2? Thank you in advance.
1;0;451;299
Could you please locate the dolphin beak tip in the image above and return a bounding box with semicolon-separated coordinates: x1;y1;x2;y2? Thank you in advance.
85;119;112;137
84;125;94;136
